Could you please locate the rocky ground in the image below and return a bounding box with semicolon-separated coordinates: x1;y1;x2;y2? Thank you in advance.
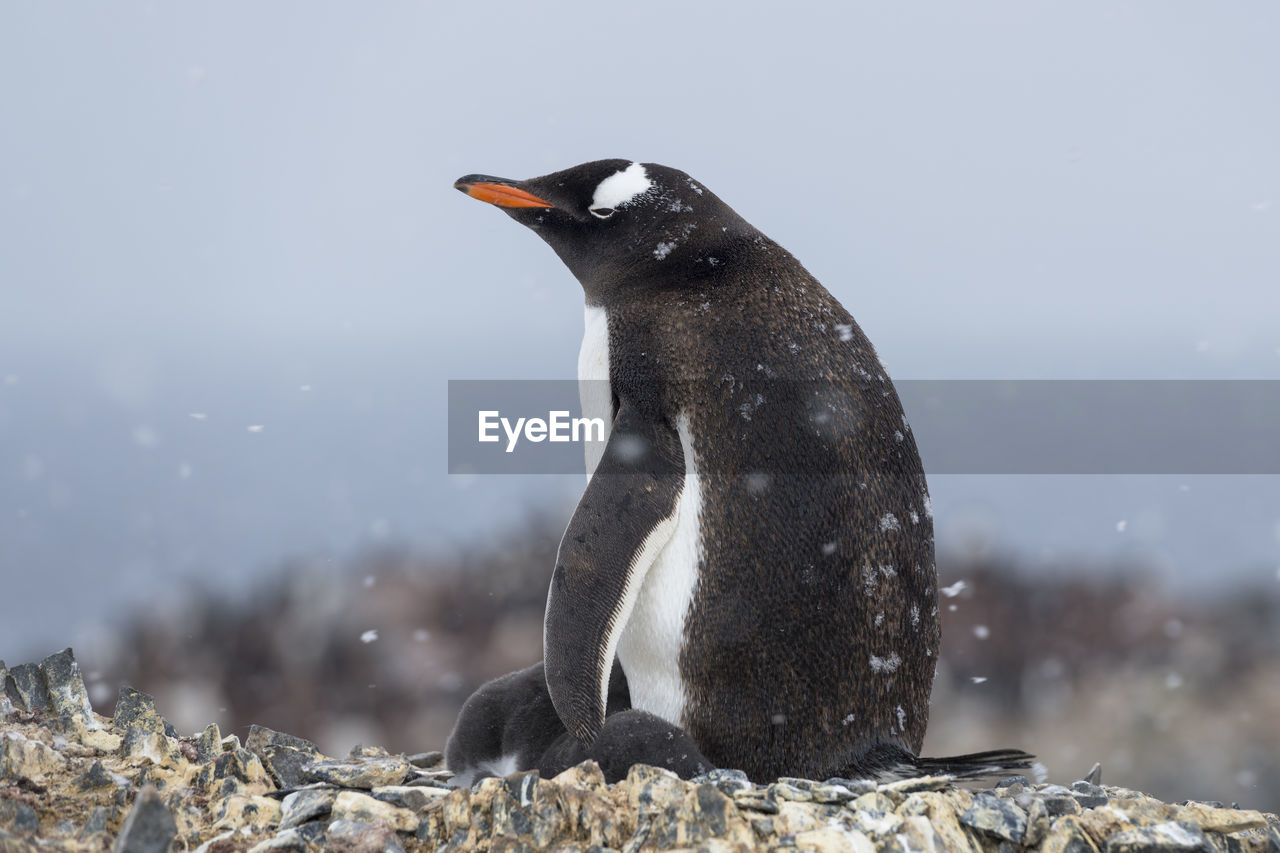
3;650;1277;853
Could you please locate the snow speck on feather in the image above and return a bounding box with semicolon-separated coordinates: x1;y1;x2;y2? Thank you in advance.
869;652;901;673
879;513;900;532
654;241;676;260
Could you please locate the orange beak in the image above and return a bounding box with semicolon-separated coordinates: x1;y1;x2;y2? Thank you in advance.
454;179;554;209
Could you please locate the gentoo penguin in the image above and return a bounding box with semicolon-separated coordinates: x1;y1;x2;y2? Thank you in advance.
445;661;710;785
444;661;630;788
453;160;1031;781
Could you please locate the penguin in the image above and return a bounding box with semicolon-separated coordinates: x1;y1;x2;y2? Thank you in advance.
538;709;711;783
445;661;710;785
444;661;631;788
453;160;1031;781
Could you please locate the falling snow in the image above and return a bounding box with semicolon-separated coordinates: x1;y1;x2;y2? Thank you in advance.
360;630;378;644
835;323;854;342
940;580;967;598
973;625;990;639
971;676;988;684
1116;519;1128;533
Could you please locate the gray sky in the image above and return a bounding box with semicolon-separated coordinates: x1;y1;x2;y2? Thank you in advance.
1;2;1278;657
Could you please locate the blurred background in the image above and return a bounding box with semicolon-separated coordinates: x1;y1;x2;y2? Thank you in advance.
1;2;1277;810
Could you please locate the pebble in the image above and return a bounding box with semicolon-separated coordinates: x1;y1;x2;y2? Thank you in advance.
1;728;66;783
114;785;177;853
5;663;52;714
303;755;412;789
406;751;443;768
1106;819;1212;853
280;787;337;829
247;724;325;788
40;648;97;725
961;790;1029;843
112;686;168;735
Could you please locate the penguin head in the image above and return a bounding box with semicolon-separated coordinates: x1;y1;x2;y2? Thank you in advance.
454;160;753;303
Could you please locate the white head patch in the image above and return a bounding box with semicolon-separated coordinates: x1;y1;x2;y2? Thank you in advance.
591;162;653;211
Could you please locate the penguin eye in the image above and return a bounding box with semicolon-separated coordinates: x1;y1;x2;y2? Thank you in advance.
589;207;616;219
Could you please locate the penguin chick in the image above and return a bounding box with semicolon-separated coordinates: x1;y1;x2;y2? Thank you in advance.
445;660;629;788
538;709;712;783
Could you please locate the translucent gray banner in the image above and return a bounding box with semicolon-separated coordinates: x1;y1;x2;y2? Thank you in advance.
447;380;1280;475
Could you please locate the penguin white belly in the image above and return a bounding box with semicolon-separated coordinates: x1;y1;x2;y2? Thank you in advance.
615;415;702;729
578;303;612;479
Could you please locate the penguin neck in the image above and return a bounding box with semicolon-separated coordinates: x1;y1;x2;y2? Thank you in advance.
573;227;769;308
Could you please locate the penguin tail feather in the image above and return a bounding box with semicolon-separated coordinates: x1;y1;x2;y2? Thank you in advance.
908;748;1037;781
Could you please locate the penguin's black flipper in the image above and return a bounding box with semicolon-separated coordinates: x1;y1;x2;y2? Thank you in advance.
544;399;686;747
445;661;632;787
538;709;712;783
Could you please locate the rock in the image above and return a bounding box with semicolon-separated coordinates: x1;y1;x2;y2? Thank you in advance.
325;818;405;853
772;780;814;802
881;775;956;795
406;752;442;769
2;648;1279;853
39;649;97;727
899;791;980;853
303;756;411;790
1025;795;1052;847
1043;815;1102;853
794;823;877;852
247;725;324;788
0;661;13;719
1105;820;1213;853
962;791;1029;844
245;826;321;852
76;759;128;791
5;664;51;715
1085;763;1103;786
80;728;124;754
330;791;418;833
195;724;221;763
212;794;283;833
1172;802;1268;833
113;785;177;853
197;747;276;798
1073;780;1111;810
826;777;879;796
370;785;449;812
1;729;66;784
0;797;40;835
280;788;337;829
121;727;179;767
80;805;113;839
112;687;168;735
